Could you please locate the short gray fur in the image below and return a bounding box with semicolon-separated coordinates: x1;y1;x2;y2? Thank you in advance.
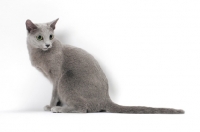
25;19;184;114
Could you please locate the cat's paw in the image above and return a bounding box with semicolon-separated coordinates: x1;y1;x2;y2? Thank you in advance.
51;106;62;113
44;105;51;111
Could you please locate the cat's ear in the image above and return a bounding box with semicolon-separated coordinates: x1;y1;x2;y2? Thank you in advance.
48;18;59;30
26;19;38;33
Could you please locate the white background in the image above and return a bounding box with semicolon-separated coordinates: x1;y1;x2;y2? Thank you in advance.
0;0;199;131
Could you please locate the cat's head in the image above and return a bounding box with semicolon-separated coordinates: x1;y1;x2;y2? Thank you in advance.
25;19;59;51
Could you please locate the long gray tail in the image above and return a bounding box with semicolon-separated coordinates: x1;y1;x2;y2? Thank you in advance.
106;101;184;114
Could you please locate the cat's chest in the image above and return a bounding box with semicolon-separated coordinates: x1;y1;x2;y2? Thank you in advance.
32;53;52;69
30;51;62;78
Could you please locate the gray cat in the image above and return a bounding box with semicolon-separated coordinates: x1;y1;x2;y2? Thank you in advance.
25;19;184;114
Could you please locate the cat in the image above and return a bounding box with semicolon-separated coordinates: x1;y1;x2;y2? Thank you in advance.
25;18;184;114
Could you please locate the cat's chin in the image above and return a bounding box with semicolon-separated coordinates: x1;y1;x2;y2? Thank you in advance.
42;48;49;51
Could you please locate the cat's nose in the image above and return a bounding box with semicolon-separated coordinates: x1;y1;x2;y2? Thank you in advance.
45;44;50;48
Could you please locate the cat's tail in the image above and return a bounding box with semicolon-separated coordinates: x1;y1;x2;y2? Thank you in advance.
106;101;184;114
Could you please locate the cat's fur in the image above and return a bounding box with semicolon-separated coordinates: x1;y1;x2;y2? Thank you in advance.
25;19;184;114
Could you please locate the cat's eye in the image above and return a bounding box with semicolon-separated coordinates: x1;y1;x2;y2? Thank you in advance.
49;34;54;40
36;35;43;41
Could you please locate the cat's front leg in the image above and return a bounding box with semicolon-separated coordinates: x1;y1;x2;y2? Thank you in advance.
44;105;51;111
44;84;59;111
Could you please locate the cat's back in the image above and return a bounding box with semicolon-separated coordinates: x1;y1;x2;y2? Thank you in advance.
61;44;108;85
62;44;103;74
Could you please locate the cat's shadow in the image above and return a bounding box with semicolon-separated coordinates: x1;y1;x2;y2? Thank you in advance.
97;62;118;101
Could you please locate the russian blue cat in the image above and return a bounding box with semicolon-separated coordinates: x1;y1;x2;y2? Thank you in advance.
26;19;184;114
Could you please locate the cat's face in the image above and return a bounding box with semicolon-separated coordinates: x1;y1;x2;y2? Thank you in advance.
26;19;59;51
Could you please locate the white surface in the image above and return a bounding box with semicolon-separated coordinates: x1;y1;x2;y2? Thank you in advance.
1;111;199;132
0;0;199;132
